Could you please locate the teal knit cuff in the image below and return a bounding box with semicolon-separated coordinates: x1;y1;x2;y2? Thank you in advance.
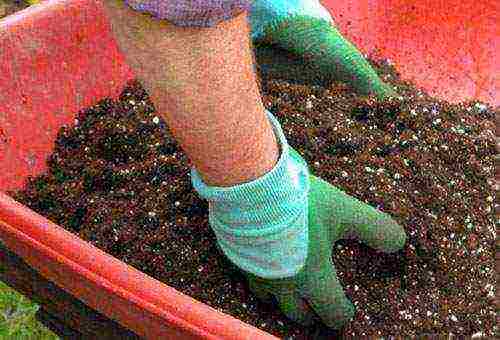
190;109;310;279
249;0;334;42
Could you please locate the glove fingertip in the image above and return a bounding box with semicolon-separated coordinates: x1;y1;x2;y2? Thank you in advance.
323;300;356;330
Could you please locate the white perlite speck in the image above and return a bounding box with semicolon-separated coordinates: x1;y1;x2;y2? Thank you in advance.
474;103;487;111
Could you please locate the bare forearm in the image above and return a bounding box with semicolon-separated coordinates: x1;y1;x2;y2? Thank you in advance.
148;13;279;187
101;1;279;187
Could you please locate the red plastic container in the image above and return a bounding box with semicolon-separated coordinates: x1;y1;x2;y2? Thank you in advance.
0;0;498;338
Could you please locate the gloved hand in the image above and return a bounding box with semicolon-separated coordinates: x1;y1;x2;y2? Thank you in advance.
192;109;407;329
241;149;407;329
249;0;398;99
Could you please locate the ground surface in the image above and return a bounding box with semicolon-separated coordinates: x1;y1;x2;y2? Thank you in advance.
0;0;30;19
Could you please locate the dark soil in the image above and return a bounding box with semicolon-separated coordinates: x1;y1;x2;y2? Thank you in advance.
8;43;498;338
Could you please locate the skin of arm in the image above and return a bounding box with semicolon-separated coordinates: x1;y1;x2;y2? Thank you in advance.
100;0;280;187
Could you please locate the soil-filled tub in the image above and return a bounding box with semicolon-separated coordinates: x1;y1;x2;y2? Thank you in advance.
7;45;498;338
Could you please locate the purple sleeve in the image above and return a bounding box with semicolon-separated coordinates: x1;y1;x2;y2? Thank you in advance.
123;0;254;27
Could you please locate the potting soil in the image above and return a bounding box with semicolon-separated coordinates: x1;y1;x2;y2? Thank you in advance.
8;45;498;338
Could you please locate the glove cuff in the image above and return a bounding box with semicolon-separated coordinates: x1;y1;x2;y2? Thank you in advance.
249;0;335;42
190;109;310;279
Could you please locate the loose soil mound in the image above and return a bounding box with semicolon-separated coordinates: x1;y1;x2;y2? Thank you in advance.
9;45;497;338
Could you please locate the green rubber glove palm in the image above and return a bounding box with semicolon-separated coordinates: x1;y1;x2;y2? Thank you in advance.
239;148;407;329
250;0;398;99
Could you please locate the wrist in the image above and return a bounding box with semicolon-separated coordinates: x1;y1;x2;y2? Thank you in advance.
190;110;311;279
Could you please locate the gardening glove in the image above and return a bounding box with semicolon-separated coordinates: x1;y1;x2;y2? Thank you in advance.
191;109;407;329
249;0;398;99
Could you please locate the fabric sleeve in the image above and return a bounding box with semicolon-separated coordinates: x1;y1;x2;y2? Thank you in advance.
123;0;254;27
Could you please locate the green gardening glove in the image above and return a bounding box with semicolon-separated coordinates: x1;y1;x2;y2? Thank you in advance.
240;147;407;329
192;110;407;329
249;0;398;99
